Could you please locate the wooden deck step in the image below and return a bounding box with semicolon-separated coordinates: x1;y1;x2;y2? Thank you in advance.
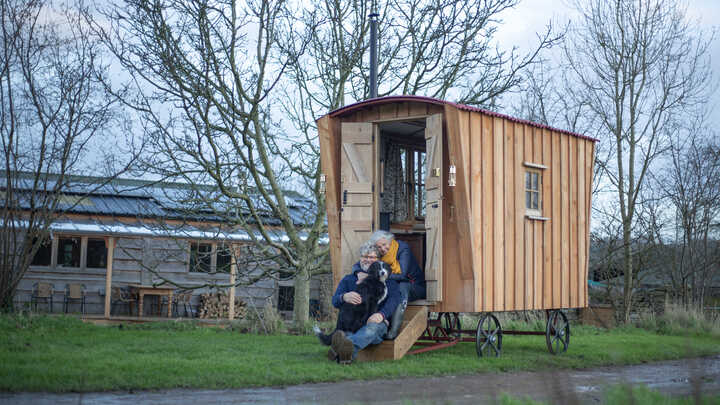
355;305;428;362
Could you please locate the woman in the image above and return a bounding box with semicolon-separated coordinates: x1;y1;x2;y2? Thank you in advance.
369;230;426;339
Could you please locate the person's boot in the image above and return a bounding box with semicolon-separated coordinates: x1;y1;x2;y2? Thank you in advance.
331;330;354;364
385;300;407;339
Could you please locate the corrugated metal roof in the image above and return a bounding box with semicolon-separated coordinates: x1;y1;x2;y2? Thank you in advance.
2;217;328;244
1;173;318;226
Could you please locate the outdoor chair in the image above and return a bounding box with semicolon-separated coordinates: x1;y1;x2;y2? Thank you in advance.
159;290;191;317
64;283;86;314
163;290;194;317
31;282;54;313
109;286;137;316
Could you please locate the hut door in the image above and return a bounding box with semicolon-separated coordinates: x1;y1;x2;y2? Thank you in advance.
340;122;375;275
424;113;443;302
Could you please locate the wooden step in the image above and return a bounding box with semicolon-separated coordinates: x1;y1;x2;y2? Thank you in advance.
355;305;428;362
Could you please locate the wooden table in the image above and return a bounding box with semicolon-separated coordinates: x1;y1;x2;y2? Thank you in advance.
131;286;175;317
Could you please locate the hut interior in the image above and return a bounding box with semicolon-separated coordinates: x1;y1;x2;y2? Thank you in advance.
377;118;429;278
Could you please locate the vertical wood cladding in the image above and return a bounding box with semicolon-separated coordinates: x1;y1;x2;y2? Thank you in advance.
463;108;594;312
321;99;594;312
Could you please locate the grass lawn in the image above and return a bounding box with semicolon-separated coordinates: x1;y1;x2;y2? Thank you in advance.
0;314;718;392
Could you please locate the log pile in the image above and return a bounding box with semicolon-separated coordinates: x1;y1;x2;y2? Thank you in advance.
197;291;247;319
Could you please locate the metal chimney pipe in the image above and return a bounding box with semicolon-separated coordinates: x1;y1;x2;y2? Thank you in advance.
369;10;379;99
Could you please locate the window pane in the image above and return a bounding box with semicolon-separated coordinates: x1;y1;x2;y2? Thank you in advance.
532;192;539;209
532;173;538;190
525;172;531;189
526;191;531;209
277;286;294;311
86;238;107;268
57;237;80;267
216;247;232;273
417;151;426;218
31;238;52;266
189;242;212;272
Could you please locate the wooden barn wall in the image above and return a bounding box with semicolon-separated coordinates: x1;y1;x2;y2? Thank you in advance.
15;235;319;314
458;111;593;312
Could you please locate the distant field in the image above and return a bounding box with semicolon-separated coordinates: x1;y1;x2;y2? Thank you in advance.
1;314;719;392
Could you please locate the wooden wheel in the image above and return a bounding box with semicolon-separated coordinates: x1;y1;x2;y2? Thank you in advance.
546;310;570;355
476;313;502;357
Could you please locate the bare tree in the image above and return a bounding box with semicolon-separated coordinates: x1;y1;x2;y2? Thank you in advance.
88;0;558;322
86;0;329;323
564;0;712;322
0;0;138;310
654;130;720;308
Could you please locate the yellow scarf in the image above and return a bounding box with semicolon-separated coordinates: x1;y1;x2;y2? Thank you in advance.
381;239;402;275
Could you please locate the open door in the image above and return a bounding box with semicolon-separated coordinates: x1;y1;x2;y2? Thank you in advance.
340;122;375;276
424;114;443;302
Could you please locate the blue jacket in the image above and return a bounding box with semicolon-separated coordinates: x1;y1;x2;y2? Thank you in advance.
388;240;426;287
332;265;401;322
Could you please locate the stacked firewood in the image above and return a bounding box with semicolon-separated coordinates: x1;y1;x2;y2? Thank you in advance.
197;291;247;319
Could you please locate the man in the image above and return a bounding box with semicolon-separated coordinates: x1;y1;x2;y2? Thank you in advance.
328;242;401;364
369;230;426;339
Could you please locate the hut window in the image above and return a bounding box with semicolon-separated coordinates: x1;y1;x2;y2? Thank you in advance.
525;170;542;215
381;142;425;222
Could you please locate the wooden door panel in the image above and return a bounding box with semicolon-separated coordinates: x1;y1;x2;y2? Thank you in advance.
424;113;443;302
341;122;375;275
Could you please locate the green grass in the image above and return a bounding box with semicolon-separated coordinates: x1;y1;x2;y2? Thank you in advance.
1;314;719;392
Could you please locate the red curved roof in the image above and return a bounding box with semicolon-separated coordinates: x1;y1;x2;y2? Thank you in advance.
328;95;598;142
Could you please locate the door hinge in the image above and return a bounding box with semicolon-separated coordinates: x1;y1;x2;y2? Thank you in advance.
372;183;375;192
372;220;375;231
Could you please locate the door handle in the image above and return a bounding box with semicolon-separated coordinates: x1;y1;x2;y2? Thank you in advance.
343;190;348;205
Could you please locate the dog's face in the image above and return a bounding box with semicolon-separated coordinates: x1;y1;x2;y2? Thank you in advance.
366;261;389;282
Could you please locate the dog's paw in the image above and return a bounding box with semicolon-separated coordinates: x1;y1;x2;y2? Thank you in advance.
313;324;322;335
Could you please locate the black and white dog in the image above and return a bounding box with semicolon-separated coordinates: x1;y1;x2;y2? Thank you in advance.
315;261;389;345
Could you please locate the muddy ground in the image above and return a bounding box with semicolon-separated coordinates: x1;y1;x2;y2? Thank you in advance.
2;355;719;404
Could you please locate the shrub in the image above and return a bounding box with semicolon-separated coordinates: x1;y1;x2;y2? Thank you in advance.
232;299;287;335
636;301;720;337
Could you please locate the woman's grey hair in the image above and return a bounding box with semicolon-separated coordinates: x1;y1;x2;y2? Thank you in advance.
358;242;380;258
369;230;395;244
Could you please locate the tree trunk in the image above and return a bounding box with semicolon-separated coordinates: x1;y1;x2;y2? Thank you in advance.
622;220;634;323
293;267;310;324
0;282;13;313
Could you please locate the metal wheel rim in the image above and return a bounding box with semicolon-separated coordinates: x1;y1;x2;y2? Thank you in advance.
546;310;570;355
442;312;462;338
476;313;502;357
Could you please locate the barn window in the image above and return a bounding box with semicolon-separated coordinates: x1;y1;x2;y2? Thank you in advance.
189;242;213;273
216;246;233;273
86;238;107;268
57;237;81;267
525;169;542;216
30;238;52;266
277;286;294;311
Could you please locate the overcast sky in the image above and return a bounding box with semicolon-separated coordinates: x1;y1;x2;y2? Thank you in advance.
495;0;720;129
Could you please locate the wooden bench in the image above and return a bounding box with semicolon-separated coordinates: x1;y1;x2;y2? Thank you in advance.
355;305;428;362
